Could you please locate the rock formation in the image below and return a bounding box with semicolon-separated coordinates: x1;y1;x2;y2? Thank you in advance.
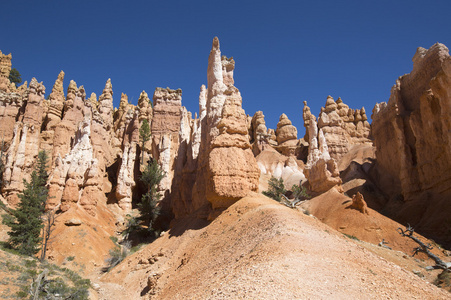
314;96;371;161
115;109;139;211
349;192;369;214
303;108;341;194
41;71;65;156
372;43;451;200
371;43;451;246
275;113;298;156
151;87;183;194
0;51;12;92
3;78;46;204
179;37;260;217
249;111;270;155
206;90;259;209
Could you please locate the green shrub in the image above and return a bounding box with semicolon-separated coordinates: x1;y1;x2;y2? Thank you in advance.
262;176;286;202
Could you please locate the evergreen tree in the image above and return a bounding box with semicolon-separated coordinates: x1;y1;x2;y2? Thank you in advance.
262;176;286;202
8;68;22;87
138;158;164;233
3;151;49;256
139;119;151;165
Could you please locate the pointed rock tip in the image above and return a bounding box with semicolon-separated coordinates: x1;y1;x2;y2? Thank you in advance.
212;36;220;50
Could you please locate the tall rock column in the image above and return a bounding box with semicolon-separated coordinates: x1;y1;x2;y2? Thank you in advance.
189;37;259;215
303;102;341;194
0;51;12;92
151;87;182;194
41;71;65;156
115;109;139;211
206;89;259;209
137;90;153;166
3;78;46;204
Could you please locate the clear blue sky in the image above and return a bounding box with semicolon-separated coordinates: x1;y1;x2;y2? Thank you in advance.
2;0;451;136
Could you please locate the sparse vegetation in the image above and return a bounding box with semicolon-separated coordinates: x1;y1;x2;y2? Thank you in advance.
0;251;90;299
434;270;451;291
263;177;310;208
344;233;360;241
104;240;131;272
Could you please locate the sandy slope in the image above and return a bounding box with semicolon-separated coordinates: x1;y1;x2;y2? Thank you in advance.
99;193;449;299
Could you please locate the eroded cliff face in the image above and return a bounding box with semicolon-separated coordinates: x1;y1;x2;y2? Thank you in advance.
371;43;451;246
0;39;262;223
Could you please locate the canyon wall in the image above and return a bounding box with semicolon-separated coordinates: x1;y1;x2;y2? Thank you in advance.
371;43;451;246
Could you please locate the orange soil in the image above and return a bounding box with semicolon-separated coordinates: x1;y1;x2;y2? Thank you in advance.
99;193;449;299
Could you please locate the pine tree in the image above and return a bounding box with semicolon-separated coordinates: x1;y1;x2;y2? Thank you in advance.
3;151;49;256
8;68;22;87
138;158;164;233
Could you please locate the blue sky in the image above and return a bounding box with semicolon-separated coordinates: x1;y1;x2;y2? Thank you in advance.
2;1;451;135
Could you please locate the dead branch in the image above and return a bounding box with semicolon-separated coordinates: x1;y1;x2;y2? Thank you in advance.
31;269;48;300
280;194;306;209
378;239;392;250
398;225;450;270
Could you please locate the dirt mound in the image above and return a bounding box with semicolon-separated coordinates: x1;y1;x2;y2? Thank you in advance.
100;193;449;299
302;188;448;261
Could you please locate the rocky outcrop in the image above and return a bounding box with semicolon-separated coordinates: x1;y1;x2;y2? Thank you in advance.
0;86;26;146
249;111;271;155
0;51;12;92
41;71;66;156
206;90;260;209
372;43;451;200
57;117;101;214
98;79;114;138
171;86;204;218
151;87;183;194
2;78;46;204
349;192;369;214
303;111;341;194
178;37;259;217
115;109;139;211
44;71;66;130
371;43;451;246
314;96;371;161
275;113;298;156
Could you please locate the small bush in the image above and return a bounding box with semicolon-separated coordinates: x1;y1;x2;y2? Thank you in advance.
344;233;360;241
67;256;75;261
104;242;131;272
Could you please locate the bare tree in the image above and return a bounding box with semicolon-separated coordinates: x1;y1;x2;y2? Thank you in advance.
398;225;450;270
40;210;56;262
